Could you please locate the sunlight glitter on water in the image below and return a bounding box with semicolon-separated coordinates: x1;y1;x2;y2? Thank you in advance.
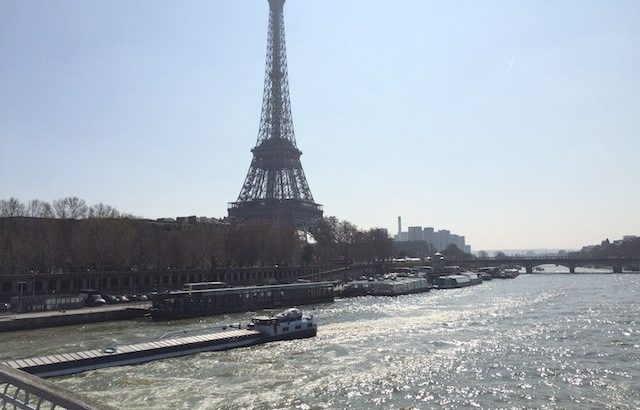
1;274;639;409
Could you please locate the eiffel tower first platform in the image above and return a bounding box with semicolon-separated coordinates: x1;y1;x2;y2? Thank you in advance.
228;0;323;230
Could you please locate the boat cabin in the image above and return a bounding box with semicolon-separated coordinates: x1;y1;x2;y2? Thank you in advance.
249;308;316;339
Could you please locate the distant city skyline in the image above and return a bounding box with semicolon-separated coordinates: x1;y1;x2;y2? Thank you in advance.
393;216;472;254
1;0;639;250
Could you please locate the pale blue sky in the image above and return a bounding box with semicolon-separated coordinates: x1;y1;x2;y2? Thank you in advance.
1;0;639;250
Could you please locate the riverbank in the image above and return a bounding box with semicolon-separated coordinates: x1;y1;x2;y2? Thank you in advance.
0;302;150;332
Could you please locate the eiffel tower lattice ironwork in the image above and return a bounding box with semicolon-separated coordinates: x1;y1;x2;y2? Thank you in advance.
228;0;323;229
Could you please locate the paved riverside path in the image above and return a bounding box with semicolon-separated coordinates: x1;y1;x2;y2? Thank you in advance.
0;302;151;332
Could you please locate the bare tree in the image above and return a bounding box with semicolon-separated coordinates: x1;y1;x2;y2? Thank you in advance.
53;197;88;219
3;207;395;274
26;199;54;218
367;228;393;261
88;203;120;218
0;198;26;217
311;216;339;262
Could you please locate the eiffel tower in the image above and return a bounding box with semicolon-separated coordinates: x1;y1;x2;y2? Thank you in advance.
228;0;323;229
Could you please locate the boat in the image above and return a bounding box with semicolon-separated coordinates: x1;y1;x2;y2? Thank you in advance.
336;276;431;298
336;281;374;298
477;267;520;279
247;308;316;341
477;267;500;278
150;282;334;320
370;277;431;296
460;271;482;285
496;268;520;279
479;272;493;281
5;308;318;378
181;281;229;291
433;275;473;289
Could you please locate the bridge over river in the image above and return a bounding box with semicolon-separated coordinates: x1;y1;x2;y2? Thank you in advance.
447;256;640;274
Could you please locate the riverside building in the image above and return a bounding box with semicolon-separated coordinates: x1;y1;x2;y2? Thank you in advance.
393;218;472;256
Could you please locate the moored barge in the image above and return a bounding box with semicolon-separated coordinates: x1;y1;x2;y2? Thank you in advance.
433;274;473;289
336;277;431;298
151;282;334;319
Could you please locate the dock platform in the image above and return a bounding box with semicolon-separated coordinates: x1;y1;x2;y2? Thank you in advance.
1;328;261;378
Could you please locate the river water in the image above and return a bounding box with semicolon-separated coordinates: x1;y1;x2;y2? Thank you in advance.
1;272;639;409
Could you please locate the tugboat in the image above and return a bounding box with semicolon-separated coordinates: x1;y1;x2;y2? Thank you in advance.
248;308;317;341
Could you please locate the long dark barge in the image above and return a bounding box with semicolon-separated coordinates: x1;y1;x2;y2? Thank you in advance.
2;329;260;378
2;309;317;378
150;282;334;319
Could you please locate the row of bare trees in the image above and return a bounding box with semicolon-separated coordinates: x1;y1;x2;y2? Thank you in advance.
311;216;393;264
0;198;394;275
0;197;129;219
0;217;303;275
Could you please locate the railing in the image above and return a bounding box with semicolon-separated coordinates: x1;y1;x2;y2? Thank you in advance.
0;365;110;410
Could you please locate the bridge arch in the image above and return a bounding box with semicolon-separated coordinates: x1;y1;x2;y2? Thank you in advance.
525;263;616;274
449;256;635;274
525;263;575;274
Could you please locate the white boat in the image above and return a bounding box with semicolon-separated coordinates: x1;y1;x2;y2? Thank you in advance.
433;275;473;289
460;271;482;285
248;308;317;341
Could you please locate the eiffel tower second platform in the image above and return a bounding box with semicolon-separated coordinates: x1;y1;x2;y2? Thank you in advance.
228;0;322;229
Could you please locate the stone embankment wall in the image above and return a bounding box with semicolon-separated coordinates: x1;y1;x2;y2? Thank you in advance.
0;266;320;302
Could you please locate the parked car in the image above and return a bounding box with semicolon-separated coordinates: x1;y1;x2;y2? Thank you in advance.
103;294;119;304
117;295;129;303
128;294;148;302
86;295;106;307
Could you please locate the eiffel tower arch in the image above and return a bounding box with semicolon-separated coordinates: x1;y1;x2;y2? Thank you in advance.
228;0;323;230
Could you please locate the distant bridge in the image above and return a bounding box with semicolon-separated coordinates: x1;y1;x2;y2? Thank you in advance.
447;256;640;273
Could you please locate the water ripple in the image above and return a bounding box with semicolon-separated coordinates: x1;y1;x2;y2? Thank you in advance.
1;274;639;409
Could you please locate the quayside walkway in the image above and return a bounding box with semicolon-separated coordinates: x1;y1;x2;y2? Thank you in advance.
0;365;111;410
0;302;151;332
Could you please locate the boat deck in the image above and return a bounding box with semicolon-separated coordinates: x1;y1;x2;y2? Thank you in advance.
1;329;261;378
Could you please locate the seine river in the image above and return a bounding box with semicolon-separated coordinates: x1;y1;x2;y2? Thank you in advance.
1;271;639;409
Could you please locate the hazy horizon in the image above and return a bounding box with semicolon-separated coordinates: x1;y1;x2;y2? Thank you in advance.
2;0;639;250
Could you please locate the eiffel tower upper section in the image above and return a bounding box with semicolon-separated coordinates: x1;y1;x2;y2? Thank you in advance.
228;0;323;229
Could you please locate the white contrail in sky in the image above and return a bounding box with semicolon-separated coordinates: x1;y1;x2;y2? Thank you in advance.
507;53;517;72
